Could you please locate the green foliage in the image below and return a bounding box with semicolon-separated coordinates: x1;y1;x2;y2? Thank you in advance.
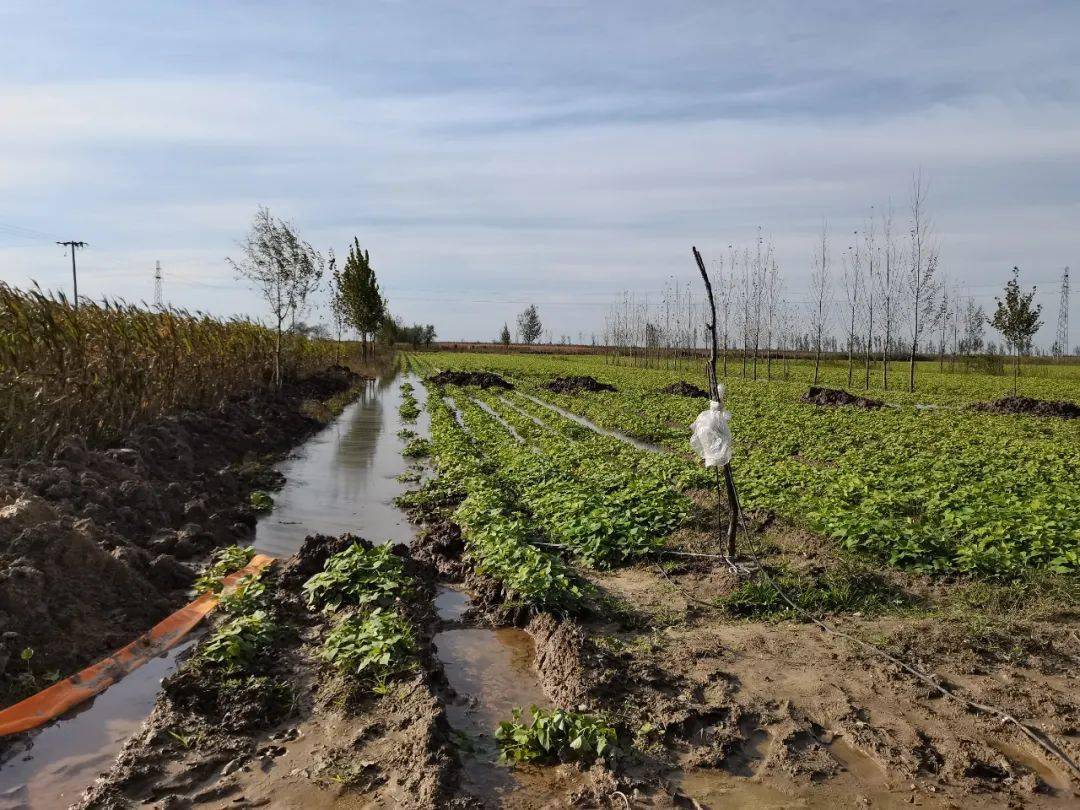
218;574;270;616
500;323;512;346
495;706;616;764
516;305;543;344
402;436;431;458
249;490;274;512
194;546;256;594
722;563;909;619
423;352;1080;579
990;266;1044;394
338;237;385;342
199;610;278;669
399;384;421;421
302;543;414;612
320;608;416;682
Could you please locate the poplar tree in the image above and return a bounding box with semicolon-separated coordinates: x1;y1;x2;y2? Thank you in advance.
990;267;1042;395
339;238;386;360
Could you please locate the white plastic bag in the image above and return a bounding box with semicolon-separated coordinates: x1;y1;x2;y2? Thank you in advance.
690;397;733;468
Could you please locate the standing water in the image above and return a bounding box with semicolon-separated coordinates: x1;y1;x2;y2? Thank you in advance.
0;370;426;809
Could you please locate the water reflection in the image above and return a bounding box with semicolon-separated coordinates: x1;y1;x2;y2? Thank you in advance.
255;371;428;557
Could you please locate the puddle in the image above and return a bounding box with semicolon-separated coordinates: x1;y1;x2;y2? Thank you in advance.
433;588;581;806
497;396;555;431
434;586;471;622
255;371;428;557
0;638;197;810
990;740;1071;796
519;393;665;453
669;769;806;809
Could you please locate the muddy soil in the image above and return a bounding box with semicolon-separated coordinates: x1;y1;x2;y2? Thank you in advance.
972;395;1080;419
428;371;514;390
545;376;616;394
801;385;885;409
403;475;1080;808
0;366;360;706
77;533;460;810
660;382;709;398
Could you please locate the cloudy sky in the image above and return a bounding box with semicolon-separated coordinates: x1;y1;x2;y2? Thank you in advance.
1;1;1077;344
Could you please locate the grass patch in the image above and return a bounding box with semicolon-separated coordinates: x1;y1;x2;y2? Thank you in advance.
722;562;911;619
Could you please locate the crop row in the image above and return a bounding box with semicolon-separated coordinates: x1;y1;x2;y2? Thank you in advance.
425;391;584;611
420;352;1080;577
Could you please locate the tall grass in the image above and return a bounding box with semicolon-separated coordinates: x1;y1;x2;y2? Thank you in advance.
0;283;336;458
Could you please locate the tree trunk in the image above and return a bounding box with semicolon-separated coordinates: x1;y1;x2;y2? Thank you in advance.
1014;346;1019;395
847;305;855;387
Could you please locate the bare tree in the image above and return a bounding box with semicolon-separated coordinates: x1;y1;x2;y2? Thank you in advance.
228;206;324;388
842;234;862;387
809;222;831;385
879;204;902;390
904;172;940;393
765;254;782;380
862;214;877;390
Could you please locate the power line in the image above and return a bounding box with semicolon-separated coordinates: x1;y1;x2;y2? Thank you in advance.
56;241;88;309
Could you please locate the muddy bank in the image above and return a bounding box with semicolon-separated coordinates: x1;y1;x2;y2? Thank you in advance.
427;371;513;390
545;376;616;394
972;395;1080;419
0;366;361;706
801;385;885;409
78;533;458;809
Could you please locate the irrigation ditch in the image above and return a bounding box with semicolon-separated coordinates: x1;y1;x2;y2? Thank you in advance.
0;357;1076;808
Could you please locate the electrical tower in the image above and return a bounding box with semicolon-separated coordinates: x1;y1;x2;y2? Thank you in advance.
154;260;164;308
1054;266;1069;356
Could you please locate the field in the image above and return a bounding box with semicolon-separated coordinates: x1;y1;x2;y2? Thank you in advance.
414;351;1080;579
4;344;1078;808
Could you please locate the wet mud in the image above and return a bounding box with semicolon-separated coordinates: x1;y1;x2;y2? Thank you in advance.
544;376;616;394
0;366;361;708
428;371;514;390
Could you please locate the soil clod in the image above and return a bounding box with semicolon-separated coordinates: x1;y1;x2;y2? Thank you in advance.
972;395;1080;419
661;381;710;398
545;375;617;394
801;386;884;409
427;370;514;389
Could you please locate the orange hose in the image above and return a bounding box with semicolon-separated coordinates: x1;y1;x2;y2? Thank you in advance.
0;553;274;737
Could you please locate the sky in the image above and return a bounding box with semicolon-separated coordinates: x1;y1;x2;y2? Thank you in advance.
0;1;1077;346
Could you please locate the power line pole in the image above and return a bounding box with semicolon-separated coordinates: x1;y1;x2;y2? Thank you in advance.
154;260;164;308
56;240;87;309
1054;266;1070;356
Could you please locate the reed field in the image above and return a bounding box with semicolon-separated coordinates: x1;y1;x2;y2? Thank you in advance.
0;283;337;458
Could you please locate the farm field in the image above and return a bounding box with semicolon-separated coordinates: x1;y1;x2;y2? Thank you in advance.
394;350;1080;807
3;346;1078;809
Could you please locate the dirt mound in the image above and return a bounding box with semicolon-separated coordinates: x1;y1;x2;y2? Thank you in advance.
801;386;884;409
661;381;710;398
427;370;514;389
545;375;617;394
972;395;1080;419
0;366;359;705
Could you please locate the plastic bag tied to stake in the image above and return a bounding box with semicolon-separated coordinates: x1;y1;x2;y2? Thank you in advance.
690;387;733;468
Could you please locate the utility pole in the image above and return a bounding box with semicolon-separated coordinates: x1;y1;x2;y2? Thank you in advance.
56;240;87;309
1054;266;1069;356
154;260;164;308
